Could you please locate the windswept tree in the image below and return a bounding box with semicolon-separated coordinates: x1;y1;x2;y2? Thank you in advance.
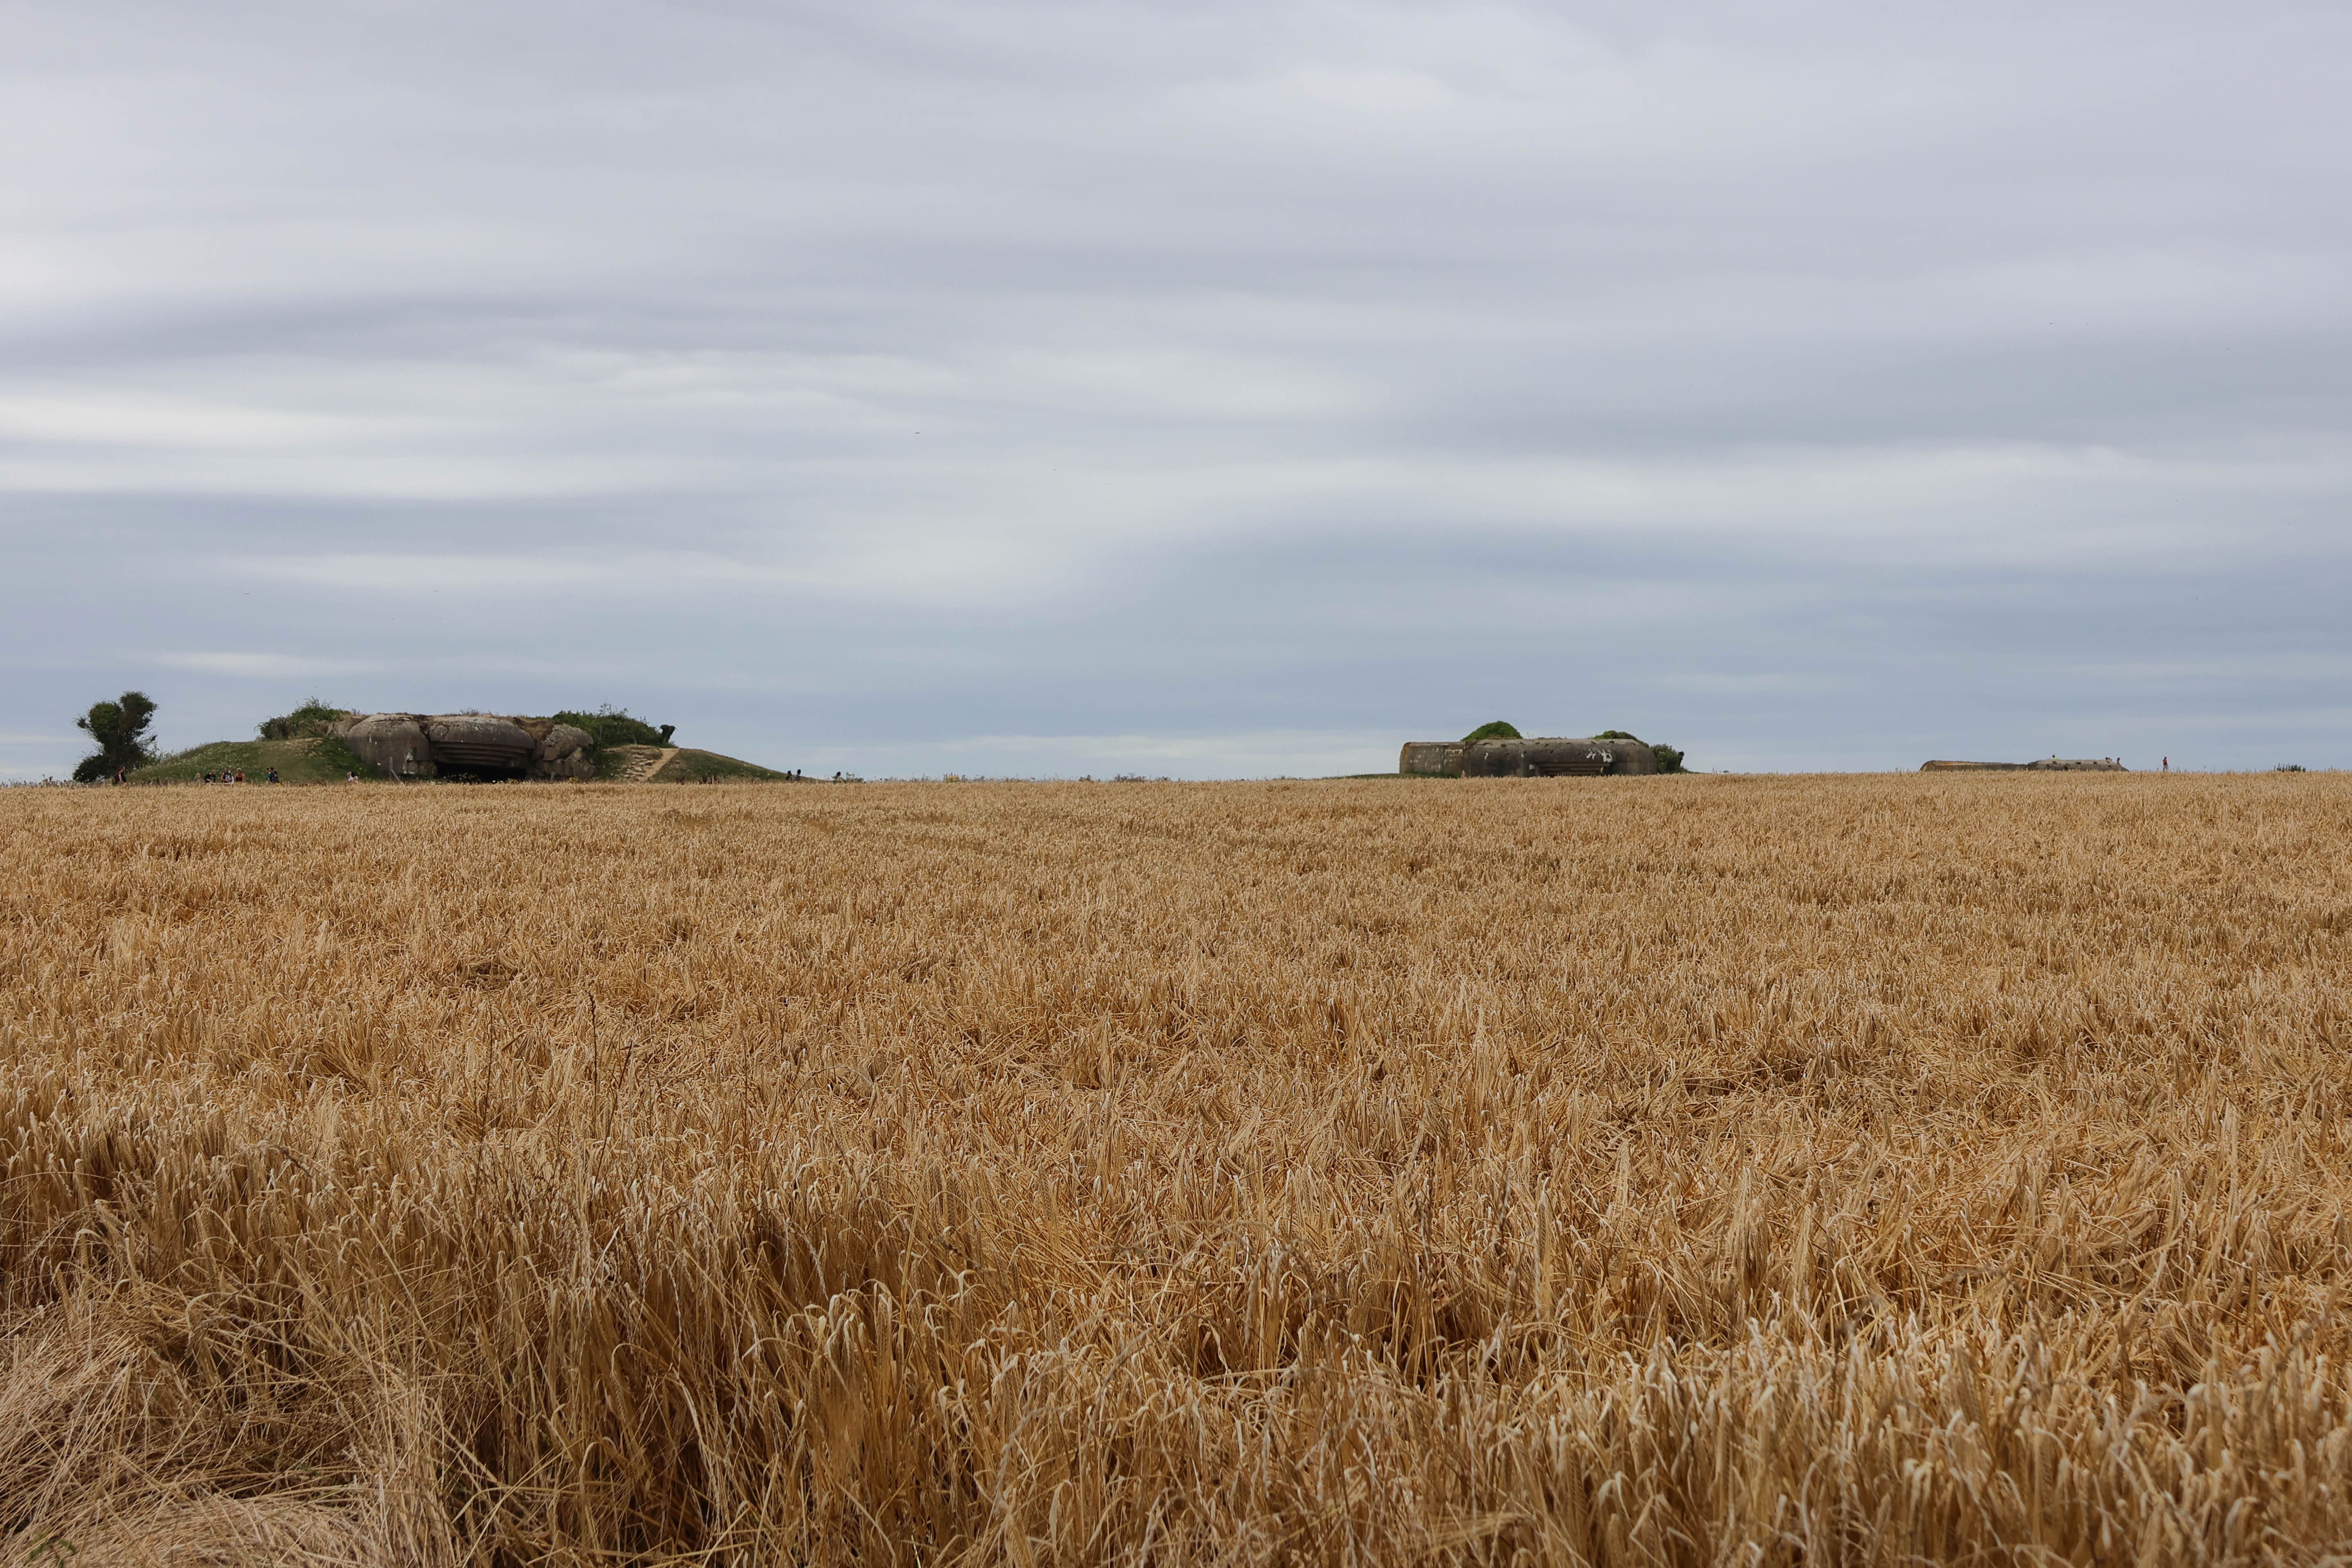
73;691;159;782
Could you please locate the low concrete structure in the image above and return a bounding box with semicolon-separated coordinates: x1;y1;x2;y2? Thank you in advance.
334;714;598;780
425;715;536;773
340;714;430;778
1920;757;2127;773
1401;737;1659;778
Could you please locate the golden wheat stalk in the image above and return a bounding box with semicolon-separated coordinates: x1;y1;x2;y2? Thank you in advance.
2;774;2347;1565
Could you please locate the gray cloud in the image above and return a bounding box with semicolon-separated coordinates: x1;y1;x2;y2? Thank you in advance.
4;0;2347;778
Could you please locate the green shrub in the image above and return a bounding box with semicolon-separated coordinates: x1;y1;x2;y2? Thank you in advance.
552;706;673;752
258;698;353;740
1461;720;1521;743
1652;744;1688;774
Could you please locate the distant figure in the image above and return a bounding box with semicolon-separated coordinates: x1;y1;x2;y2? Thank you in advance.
2163;757;2170;773
265;767;280;784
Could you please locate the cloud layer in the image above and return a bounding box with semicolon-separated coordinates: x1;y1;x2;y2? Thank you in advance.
4;0;2347;777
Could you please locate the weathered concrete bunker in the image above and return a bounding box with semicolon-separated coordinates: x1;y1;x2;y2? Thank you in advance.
1400;741;1464;775
1401;737;1659;777
334;714;597;781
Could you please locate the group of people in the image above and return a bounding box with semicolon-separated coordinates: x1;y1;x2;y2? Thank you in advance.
198;767;280;784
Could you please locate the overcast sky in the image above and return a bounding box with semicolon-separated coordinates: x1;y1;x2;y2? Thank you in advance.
3;0;2346;778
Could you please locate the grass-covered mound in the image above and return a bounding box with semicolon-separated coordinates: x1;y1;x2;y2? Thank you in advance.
130;736;371;784
594;745;793;783
133;738;791;784
649;748;792;783
131;699;791;784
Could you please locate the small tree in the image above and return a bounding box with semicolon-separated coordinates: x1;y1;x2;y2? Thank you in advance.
73;691;159;782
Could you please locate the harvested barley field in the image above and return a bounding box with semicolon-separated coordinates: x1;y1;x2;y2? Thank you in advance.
5;774;2352;1566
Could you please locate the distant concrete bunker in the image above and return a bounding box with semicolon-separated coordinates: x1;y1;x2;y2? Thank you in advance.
1401;737;1659;777
336;714;596;781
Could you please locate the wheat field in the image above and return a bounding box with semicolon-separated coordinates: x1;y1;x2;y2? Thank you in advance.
3;774;2350;1566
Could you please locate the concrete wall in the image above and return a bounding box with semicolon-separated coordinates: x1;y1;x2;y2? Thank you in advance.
1407;737;1659;778
334;714;599;780
339;715;431;778
1400;742;1463;775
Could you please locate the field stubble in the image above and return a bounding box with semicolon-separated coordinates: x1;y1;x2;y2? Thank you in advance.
4;775;2352;1565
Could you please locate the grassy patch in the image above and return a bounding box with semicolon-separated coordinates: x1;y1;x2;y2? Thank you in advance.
647;748;791;783
130;737;372;785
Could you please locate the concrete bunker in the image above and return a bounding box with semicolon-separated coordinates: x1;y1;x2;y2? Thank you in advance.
334;713;598;781
424;716;536;777
1401;736;1660;777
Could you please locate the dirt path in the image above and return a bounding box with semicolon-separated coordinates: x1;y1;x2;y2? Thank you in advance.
617;746;678;783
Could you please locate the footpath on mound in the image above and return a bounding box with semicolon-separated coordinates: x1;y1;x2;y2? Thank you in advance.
598;745;792;783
